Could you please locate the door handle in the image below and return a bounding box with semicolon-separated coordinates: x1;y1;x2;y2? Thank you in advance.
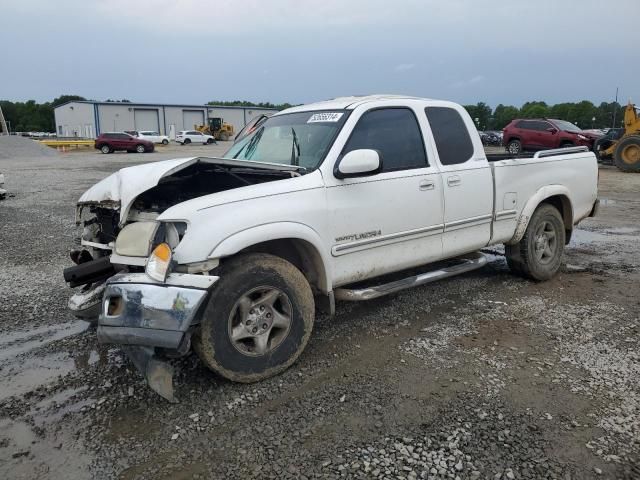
419;180;435;191
447;175;461;187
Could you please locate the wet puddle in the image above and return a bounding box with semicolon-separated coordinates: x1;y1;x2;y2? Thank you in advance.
0;321;89;362
0;418;92;479
570;227;639;246
0;352;76;402
0;321;94;402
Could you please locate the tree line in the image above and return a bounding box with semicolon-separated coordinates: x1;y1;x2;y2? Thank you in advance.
0;95;627;133
464;100;626;131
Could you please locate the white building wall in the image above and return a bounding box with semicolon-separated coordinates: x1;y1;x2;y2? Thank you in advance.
54;102;279;139
98;104;135;133
54;102;95;138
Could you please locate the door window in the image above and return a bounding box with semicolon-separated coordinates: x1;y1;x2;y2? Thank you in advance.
425;107;474;165
342;108;427;172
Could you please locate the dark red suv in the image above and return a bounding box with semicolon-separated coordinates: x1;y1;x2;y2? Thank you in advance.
502;119;598;155
95;132;154;154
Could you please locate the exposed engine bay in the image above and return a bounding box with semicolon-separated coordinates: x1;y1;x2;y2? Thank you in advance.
64;158;299;322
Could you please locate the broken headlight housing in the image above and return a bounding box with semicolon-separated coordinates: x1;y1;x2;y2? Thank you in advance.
114;221;159;257
114;221;187;257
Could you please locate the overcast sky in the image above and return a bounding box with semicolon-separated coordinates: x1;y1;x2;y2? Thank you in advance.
2;0;639;108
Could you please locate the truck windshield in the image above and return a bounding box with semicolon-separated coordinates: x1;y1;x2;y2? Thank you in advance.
224;110;349;170
551;119;582;133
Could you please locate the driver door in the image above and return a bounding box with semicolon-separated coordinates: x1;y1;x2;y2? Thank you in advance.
324;107;444;287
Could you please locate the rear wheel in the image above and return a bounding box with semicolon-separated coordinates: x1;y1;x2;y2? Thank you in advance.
195;253;314;383
613;135;640;172
220;132;229;141
506;139;522;155
100;145;111;154
505;203;565;281
184;138;191;145
135;144;145;153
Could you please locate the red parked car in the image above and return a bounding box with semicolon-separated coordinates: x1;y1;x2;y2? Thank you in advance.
502;119;598;155
94;132;154;154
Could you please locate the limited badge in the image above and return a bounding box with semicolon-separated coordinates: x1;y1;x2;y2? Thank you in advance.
307;112;344;123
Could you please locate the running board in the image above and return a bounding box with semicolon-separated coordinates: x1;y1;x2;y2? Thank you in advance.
334;252;488;301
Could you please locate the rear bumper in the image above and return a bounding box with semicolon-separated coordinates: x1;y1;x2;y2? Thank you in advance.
97;272;218;349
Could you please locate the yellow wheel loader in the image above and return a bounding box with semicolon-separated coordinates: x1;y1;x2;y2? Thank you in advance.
594;102;640;172
195;118;235;141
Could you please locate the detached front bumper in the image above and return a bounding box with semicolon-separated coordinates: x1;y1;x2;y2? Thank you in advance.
97;272;218;350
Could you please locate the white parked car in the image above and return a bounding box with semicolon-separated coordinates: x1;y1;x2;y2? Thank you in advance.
65;95;599;401
175;130;216;145
137;131;169;145
0;172;6;199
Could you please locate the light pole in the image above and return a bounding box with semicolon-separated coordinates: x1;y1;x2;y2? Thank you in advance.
591;116;596;128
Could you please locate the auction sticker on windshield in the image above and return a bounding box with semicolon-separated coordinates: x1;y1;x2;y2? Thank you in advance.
307;112;344;123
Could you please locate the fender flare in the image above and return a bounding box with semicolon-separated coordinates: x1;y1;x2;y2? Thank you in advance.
208;222;332;293
510;185;573;244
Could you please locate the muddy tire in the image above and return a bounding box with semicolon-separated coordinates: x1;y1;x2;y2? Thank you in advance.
195;253;314;383
613;135;640;172
505;203;565;281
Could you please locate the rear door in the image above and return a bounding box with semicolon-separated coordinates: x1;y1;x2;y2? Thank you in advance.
425;105;493;257
532;120;557;148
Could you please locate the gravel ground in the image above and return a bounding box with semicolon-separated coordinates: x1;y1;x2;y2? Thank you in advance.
0;140;639;479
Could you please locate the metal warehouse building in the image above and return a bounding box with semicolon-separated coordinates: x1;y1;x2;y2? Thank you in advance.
53;101;279;139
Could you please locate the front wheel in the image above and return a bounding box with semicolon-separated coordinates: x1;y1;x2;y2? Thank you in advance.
206;138;214;144
505;203;565;281
162;139;169;145
195;253;315;383
135;144;145;153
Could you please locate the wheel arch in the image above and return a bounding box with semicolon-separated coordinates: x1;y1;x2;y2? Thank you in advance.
209;223;332;294
510;186;574;244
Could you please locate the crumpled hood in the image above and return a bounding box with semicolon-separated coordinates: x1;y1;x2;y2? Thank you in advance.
77;156;301;225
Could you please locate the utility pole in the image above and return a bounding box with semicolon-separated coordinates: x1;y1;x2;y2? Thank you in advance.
612;87;619;129
0;105;8;135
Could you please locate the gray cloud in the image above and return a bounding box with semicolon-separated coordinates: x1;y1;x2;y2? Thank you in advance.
2;0;639;107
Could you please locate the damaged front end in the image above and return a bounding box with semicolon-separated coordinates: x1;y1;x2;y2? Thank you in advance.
63;156;295;400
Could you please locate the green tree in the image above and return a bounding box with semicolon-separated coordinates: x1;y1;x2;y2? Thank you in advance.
492;104;520;129
51;94;86;108
463;102;492;130
207;100;295;110
520;101;549;118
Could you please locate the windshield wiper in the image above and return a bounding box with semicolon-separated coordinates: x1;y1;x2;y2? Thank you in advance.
233;126;264;159
290;127;301;167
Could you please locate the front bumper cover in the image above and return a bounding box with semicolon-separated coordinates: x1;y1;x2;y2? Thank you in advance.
97;272;218;348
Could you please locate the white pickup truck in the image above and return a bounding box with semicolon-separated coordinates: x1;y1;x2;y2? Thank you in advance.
64;95;599;400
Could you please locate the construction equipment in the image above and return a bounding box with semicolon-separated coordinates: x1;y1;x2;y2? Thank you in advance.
0;105;8;135
195;117;234;141
594;101;640;172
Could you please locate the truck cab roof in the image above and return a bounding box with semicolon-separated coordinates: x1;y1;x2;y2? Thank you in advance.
278;94;436;115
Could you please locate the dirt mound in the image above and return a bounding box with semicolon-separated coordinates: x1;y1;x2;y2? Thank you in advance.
0;136;59;159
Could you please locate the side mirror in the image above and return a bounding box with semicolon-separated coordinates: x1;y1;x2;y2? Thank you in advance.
334;149;382;179
546;127;558;134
